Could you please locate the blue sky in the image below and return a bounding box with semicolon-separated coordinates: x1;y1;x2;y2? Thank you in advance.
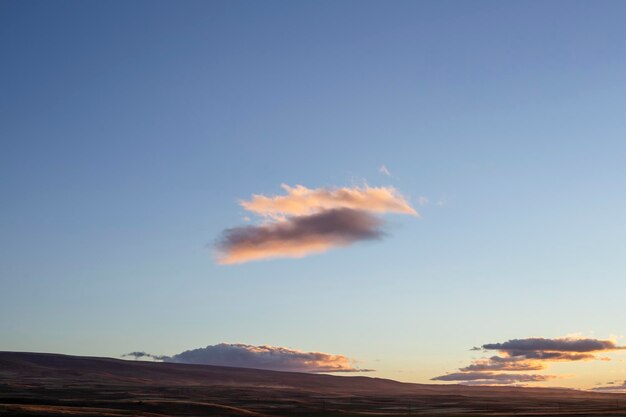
2;0;626;388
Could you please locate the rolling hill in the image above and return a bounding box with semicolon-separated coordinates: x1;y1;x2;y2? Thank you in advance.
1;351;625;416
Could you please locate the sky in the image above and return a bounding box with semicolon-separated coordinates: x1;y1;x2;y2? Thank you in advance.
1;0;626;390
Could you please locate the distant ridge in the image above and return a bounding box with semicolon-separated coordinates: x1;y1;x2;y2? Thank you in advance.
2;351;626;416
0;350;610;397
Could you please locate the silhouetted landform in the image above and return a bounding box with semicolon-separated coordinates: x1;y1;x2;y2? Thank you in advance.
1;351;625;416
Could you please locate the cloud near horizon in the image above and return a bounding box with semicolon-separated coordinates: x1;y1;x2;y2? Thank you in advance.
216;184;417;264
433;336;624;386
482;337;622;354
122;351;168;361
592;380;626;393
123;343;372;373
432;372;556;385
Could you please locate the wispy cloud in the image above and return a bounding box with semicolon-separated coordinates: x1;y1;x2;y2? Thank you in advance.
240;184;416;219
432;372;556;385
122;351;168;361
379;165;391;176
216;184;416;264
591;380;626;393
459;355;547;372
123;343;372;373
433;336;624;387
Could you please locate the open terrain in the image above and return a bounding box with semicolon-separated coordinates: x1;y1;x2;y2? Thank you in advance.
1;351;625;417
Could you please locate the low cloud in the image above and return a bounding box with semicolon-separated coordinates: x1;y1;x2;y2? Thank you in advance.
122;351;168;361
432;372;556;385
216;184;416;264
123;343;372;373
460;356;546;372
482;337;621;354
433;336;624;387
591;380;626;393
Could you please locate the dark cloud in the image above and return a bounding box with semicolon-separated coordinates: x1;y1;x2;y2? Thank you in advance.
433;336;624;387
471;337;622;371
124;343;373;373
216;208;383;264
519;351;596;361
482;338;621;354
432;372;555;384
458;352;598;373
122;351;168;361
460;356;546;372
591;380;626;393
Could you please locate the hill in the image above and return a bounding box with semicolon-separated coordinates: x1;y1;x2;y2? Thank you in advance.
1;351;625;416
